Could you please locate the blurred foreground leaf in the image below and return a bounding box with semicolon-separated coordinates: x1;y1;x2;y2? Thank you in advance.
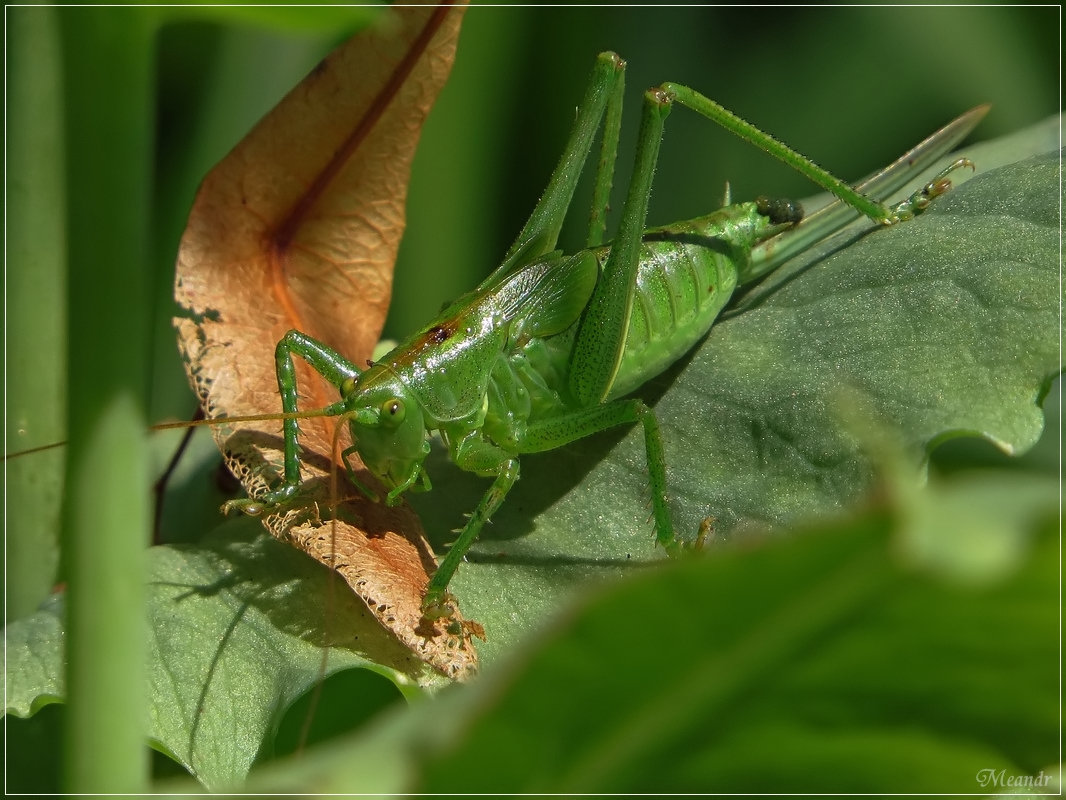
240;469;1058;794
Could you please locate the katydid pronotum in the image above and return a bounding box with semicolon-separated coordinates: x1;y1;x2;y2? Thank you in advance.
197;51;986;623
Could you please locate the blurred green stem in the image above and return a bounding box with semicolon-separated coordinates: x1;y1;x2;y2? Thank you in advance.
59;8;155;793
6;6;67;619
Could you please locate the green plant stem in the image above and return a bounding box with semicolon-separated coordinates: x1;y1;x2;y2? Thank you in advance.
59;8;155;793
6;5;67;621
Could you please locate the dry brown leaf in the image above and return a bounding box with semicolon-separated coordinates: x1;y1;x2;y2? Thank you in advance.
173;2;476;680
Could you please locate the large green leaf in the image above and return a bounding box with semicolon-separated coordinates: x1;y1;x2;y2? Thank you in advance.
4;518;445;790
420;488;1060;793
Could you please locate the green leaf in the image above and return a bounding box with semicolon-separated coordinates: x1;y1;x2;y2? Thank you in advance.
4;598;65;718
4;519;443;790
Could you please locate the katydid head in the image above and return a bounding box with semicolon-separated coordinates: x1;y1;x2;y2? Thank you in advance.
341;365;429;501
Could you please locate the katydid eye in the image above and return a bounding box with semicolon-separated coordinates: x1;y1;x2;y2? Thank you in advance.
381;397;405;425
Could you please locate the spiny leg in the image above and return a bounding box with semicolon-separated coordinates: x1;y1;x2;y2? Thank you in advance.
423;57;651;615
744;106;986;281
563;85;695;551
888;157;975;220
586;54;625;248
224;330;360;512
423;399;690;614
480;52;626;291
422;438;520;615
663;83;977;227
570;86;672;407
519;399;689;554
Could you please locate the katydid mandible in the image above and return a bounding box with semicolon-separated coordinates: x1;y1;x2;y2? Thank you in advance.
223;52;985;619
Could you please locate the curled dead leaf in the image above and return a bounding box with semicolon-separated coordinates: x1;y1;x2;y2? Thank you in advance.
174;2;476;679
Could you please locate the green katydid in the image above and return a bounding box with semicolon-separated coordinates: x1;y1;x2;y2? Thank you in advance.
210;51;986;620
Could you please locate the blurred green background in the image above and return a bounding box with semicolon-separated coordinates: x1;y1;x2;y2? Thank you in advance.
388;5;1060;336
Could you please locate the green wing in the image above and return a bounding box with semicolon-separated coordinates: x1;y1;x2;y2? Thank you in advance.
493;251;599;342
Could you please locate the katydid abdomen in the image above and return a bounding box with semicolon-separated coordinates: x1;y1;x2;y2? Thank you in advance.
484;201;782;427
608;203;779;399
476;202;785;464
